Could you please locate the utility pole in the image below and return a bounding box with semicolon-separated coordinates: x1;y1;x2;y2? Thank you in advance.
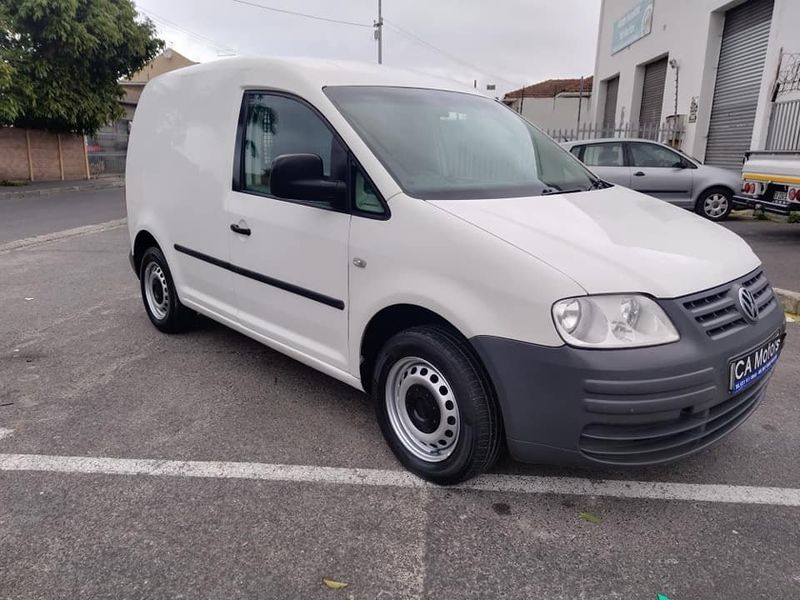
374;0;383;64
576;76;584;129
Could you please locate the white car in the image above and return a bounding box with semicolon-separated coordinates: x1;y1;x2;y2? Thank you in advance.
561;138;742;221
126;58;786;484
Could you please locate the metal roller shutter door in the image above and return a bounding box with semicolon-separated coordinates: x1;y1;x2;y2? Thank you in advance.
639;57;668;127
705;0;774;169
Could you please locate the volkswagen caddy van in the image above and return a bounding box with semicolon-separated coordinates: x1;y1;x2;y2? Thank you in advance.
126;58;785;484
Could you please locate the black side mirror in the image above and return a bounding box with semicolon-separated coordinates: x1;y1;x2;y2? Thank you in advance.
270;153;346;207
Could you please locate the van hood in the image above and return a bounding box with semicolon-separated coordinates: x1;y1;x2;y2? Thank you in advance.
429;186;760;298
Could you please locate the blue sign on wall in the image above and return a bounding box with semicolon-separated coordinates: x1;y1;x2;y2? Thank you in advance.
612;0;654;54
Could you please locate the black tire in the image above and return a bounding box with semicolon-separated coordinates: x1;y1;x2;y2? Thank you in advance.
372;325;502;485
139;246;192;333
695;187;733;221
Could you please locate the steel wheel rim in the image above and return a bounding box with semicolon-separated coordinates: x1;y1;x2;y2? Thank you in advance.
385;357;460;463
144;262;170;320
704;193;728;218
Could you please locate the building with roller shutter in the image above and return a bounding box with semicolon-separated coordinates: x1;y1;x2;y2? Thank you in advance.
503;78;592;131
589;0;800;170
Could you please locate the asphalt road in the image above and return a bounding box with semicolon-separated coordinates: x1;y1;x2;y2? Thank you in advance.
0;205;799;598
0;187;125;243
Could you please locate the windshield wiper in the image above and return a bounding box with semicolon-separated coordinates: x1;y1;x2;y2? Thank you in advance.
542;188;586;195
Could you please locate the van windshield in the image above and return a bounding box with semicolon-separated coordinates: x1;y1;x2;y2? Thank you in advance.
324;86;600;200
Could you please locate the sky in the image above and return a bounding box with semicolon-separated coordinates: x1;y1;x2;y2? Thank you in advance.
133;0;602;97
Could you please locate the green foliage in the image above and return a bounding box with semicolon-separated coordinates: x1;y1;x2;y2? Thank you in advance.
0;0;163;133
788;211;800;224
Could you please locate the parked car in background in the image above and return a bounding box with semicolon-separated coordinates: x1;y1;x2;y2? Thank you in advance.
562;138;742;221
736;150;800;215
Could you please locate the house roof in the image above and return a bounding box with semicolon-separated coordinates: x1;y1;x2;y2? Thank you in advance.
124;48;196;84
505;77;592;99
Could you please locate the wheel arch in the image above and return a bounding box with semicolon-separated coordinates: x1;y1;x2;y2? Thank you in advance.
359;303;494;398
132;229;162;276
694;183;734;208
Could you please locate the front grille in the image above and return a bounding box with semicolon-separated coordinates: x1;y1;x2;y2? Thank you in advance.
680;269;777;340
578;378;769;465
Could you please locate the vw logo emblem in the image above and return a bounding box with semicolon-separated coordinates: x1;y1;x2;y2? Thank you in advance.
738;287;759;322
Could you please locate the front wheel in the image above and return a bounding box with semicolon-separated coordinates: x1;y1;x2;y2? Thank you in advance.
373;326;502;485
696;187;733;221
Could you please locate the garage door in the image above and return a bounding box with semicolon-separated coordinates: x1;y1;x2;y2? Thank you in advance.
705;0;774;169
639;57;668;128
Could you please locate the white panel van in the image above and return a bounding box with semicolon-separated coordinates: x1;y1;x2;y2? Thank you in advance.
126;58;785;484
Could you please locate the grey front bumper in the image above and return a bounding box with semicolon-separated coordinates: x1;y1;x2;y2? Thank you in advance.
471;269;787;467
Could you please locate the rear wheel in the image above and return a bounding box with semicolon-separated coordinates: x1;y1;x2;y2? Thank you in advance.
373;326;501;484
139;246;192;333
696;187;733;221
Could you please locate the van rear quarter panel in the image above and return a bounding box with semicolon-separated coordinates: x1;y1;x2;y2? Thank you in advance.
127;67;243;313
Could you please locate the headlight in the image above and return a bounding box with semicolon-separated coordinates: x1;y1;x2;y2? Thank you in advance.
552;294;679;348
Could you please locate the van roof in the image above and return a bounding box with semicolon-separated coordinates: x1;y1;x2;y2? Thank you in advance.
151;56;484;97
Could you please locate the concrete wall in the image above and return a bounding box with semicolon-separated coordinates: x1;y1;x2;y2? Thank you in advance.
0;128;88;182
508;96;592;131
591;0;800;158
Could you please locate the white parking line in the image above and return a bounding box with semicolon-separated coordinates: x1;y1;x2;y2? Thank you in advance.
1;453;799;506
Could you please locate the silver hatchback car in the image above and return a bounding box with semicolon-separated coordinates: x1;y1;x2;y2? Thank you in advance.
561;138;742;221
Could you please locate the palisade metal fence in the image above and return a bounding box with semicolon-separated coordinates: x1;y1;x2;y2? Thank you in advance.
765;99;800;151
86;123;129;176
545;121;684;145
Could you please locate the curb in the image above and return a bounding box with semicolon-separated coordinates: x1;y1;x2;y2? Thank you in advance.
0;178;124;199
0;218;127;255
775;288;800;316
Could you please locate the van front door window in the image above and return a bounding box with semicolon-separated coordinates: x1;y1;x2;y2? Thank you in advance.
242;93;341;196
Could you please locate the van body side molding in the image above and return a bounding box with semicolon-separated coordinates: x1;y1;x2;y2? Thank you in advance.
173;244;345;310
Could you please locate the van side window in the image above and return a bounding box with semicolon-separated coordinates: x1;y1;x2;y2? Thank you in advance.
353;166;384;215
241;93;345;195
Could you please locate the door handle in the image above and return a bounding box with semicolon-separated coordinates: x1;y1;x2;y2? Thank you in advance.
633;171;646;177
230;223;251;236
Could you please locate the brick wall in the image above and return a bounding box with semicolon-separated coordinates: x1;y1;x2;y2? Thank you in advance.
0;128;88;182
0;128;30;180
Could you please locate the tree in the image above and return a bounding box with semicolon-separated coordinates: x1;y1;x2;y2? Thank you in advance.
0;0;163;133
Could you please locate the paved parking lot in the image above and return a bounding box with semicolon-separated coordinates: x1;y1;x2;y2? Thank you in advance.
0;209;799;599
724;213;800;292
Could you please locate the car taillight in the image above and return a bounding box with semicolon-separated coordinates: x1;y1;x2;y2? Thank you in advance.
742;182;754;194
789;187;799;201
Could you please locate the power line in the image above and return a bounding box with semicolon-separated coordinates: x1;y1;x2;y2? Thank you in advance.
138;6;236;54
230;0;372;28
384;19;518;89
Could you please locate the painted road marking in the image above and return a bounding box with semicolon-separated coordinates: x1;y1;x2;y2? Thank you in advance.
1;453;799;507
0;219;126;255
